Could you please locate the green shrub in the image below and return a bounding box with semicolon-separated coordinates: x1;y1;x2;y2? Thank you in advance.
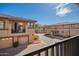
33;35;39;41
13;41;19;48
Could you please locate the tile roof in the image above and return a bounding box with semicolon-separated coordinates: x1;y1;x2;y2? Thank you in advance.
43;22;79;27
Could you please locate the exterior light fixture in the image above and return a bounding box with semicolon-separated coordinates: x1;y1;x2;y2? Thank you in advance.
1;38;5;40
9;38;12;40
6;38;9;40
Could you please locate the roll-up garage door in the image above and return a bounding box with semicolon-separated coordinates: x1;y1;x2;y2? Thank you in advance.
0;37;13;49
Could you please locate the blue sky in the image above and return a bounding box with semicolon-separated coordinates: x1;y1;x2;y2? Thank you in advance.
0;3;79;25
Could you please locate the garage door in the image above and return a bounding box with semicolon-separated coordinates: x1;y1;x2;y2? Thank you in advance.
18;36;28;45
0;38;13;49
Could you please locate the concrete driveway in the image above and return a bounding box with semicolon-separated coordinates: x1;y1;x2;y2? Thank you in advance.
36;34;61;44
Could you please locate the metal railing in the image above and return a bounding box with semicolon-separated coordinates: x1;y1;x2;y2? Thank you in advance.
24;35;79;56
11;29;25;33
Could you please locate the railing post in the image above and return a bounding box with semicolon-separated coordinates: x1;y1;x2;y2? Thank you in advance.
51;47;54;56
64;43;67;56
60;43;63;56
69;39;75;56
71;37;78;56
38;52;41;56
66;41;70;56
56;44;59;56
62;43;65;56
69;40;72;56
45;49;48;56
76;36;79;55
33;51;41;56
36;51;41;56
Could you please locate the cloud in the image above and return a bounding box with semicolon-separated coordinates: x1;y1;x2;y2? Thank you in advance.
56;3;72;17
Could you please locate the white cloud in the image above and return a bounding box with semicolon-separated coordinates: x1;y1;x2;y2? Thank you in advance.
56;3;72;17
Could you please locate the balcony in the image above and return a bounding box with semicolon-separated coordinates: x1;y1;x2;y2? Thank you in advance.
24;35;79;56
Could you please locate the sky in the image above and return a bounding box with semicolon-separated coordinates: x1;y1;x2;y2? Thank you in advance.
0;3;79;25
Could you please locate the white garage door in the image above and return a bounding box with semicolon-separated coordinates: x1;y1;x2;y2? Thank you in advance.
0;38;13;49
19;36;28;45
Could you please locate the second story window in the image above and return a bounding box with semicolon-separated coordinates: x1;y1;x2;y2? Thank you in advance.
11;22;25;33
0;21;4;29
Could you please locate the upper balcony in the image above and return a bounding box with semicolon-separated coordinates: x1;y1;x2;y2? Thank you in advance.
11;21;36;35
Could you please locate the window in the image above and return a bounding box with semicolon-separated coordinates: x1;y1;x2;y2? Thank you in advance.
0;21;4;29
27;22;34;28
11;22;25;33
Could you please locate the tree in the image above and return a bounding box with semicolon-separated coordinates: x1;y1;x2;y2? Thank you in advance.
34;24;42;29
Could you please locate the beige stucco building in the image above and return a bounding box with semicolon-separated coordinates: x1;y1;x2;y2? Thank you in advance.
0;14;37;49
43;22;79;37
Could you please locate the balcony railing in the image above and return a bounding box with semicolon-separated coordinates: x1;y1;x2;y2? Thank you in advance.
24;35;79;56
11;29;25;33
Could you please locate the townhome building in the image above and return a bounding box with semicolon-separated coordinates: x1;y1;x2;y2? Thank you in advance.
43;22;79;37
0;14;37;49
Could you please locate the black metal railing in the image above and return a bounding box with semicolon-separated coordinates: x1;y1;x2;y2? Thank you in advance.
11;29;25;33
24;35;79;56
